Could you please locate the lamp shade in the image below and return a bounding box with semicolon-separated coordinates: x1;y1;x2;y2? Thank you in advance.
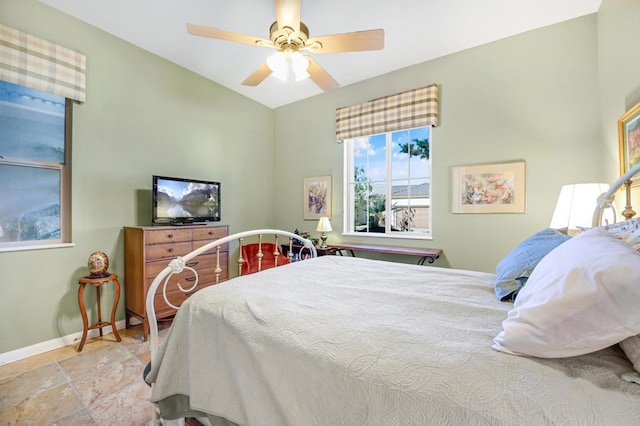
316;217;333;232
550;183;610;232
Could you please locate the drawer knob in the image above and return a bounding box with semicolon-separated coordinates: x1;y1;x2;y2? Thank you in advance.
168;233;174;239
168;247;174;253
208;231;213;235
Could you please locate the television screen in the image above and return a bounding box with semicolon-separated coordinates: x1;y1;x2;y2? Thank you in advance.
152;175;221;225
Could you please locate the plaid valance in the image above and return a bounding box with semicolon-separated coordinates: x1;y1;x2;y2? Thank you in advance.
0;24;86;103
335;84;438;141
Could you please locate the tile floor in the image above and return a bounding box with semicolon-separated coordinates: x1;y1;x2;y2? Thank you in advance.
0;323;170;425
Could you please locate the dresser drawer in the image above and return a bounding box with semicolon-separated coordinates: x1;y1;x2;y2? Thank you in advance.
146;253;229;294
193;226;228;242
153;281;217;315
145;253;224;278
146;228;191;244
149;265;225;294
146;241;192;260
193;237;229;255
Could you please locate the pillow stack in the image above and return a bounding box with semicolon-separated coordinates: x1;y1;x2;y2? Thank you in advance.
493;220;640;361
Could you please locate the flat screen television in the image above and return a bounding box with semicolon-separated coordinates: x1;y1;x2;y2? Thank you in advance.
152;175;221;225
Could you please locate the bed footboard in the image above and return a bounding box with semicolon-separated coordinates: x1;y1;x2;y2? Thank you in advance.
145;229;316;367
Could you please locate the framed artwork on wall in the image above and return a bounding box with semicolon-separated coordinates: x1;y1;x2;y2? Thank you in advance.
304;176;332;220
452;161;526;214
618;101;640;186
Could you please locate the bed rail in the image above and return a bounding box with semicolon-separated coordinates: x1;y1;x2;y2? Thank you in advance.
593;163;640;227
145;229;317;366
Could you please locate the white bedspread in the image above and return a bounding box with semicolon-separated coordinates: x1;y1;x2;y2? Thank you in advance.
148;256;640;425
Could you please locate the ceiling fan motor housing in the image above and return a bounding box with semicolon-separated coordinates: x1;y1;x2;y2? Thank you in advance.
269;21;309;51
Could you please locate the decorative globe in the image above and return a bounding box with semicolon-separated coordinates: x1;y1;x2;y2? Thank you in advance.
87;251;109;277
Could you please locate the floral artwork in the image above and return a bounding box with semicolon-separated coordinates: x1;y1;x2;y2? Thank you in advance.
619;102;640;185
452;161;525;213
461;172;514;205
303;176;332;220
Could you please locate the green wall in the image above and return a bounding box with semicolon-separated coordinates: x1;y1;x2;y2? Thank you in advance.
0;0;275;354
1;0;639;355
274;14;602;272
597;0;640;210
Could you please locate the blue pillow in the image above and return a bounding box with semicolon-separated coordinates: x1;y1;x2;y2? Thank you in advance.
494;228;570;301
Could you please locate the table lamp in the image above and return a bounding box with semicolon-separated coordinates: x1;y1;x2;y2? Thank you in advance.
550;183;610;235
316;217;333;248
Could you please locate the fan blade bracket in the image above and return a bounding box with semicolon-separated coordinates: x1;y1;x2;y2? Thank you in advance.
255;39;276;49
303;40;323;54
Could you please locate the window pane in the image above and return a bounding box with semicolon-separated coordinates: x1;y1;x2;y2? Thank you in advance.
351;180;369;231
390;178;430;233
391;128;430;179
353;134;386;181
0;80;66;163
0;164;61;242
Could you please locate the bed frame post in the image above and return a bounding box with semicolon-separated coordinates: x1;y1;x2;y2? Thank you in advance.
622;180;636;220
256;235;264;272
274;235;281;267
238;237;245;276
214;246;222;284
287;238;294;261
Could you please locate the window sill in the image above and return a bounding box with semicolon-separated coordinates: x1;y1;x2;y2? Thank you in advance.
0;242;75;253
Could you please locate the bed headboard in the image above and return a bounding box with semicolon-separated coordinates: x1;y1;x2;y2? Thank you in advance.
592;163;640;227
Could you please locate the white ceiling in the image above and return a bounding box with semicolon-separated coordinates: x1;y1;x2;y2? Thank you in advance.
40;0;601;109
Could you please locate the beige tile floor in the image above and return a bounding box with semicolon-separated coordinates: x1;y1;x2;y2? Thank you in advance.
0;323;169;425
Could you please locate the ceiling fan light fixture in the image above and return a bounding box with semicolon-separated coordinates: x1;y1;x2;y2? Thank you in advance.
290;51;310;81
267;50;309;82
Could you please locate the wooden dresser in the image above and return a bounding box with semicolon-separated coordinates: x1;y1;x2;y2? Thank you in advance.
123;224;229;340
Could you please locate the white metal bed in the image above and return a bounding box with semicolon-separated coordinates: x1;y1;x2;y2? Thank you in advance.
144;164;640;426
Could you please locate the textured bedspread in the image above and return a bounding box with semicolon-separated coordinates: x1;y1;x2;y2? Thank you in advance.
148;256;640;425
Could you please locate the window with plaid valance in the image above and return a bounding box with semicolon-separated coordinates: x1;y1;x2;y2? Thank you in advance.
0;24;86;103
335;84;438;141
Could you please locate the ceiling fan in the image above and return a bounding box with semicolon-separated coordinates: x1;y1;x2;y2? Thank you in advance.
186;0;384;92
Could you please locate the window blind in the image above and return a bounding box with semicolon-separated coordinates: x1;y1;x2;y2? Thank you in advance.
335;83;438;141
0;24;86;103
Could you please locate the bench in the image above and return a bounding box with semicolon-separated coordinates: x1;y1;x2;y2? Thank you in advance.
329;243;441;265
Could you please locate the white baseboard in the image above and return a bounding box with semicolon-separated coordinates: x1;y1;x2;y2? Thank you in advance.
0;319;128;367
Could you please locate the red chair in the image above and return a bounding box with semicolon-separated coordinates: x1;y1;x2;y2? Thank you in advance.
241;243;290;275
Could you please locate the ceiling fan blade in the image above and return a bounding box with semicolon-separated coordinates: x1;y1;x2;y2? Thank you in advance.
306;56;339;92
242;62;273;86
275;0;300;34
187;23;273;48
307;29;384;54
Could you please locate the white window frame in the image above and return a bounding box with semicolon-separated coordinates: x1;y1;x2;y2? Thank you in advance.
342;127;433;240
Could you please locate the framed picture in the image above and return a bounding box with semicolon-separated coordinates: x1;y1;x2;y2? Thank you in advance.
618;101;640;185
303;176;332;220
452;161;526;214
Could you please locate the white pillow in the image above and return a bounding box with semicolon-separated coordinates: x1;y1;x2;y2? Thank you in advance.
493;227;640;358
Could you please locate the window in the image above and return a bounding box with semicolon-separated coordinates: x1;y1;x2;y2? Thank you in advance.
0;80;72;249
344;126;432;239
